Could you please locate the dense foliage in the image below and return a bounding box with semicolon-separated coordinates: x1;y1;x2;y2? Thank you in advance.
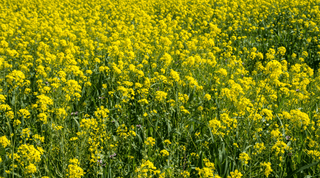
1;0;320;177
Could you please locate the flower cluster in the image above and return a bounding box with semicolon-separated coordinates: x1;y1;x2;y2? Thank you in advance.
1;0;320;177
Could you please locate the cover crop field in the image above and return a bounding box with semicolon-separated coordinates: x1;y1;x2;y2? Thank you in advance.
1;0;320;177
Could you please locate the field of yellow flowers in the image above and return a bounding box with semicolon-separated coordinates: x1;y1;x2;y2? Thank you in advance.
2;0;320;177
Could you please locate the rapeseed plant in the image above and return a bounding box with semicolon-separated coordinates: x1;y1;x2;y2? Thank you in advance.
1;0;320;177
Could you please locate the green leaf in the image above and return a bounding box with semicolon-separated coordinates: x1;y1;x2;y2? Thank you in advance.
286;161;320;178
12;172;22;177
0;147;5;156
11;94;16;106
72;117;80;129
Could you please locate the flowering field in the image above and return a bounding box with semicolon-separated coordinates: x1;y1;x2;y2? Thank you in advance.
2;0;320;177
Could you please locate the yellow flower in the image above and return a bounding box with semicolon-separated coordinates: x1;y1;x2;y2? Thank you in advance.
181;171;190;178
13;119;21;127
17;144;42;163
271;129;282;139
70;137;78;141
228;169;243;178
204;94;212;101
271;140;288;156
0;136;10;148
209;118;221;135
138;99;149;105
239;152;250;165
217;68;228;77
164;139;171;145
290;109;310;127
135;159;160;177
160;149;169;157
292;53;297;59
261;109;273;121
18;109;31;119
233;143;239;148
277;46;286;56
145;137;156;146
38;113;48;124
66;159;85;178
129;130;136;137
22;128;31;138
170;69;180;82
86;70;93;75
253;143;266;154
302;51;308;58
260;162;273;177
5;170;11;174
33;134;45;143
6;70;25;86
36;94;53;111
0;94;6;103
155;91;167;102
94;106;110;119
160;53;173;67
25;163;37;174
5;111;14;120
